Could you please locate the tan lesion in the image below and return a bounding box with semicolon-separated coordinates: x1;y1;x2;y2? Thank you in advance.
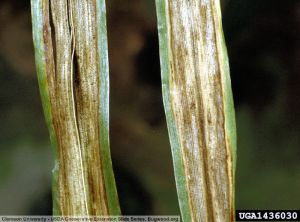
166;0;234;221
41;0;109;215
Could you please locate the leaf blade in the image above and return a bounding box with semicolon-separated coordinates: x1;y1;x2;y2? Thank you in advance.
155;0;237;221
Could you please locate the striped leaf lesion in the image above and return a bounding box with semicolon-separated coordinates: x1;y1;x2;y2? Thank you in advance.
156;0;236;221
31;0;120;215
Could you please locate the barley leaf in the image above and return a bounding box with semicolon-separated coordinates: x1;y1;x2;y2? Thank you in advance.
31;0;120;215
155;0;237;221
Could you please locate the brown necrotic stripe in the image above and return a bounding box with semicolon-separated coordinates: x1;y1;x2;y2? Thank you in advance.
165;0;233;221
41;0;109;215
70;0;109;214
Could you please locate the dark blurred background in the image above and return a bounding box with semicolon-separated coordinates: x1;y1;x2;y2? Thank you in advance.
0;0;299;215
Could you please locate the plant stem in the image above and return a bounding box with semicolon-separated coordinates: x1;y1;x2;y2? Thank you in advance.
155;0;237;221
31;0;120;215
